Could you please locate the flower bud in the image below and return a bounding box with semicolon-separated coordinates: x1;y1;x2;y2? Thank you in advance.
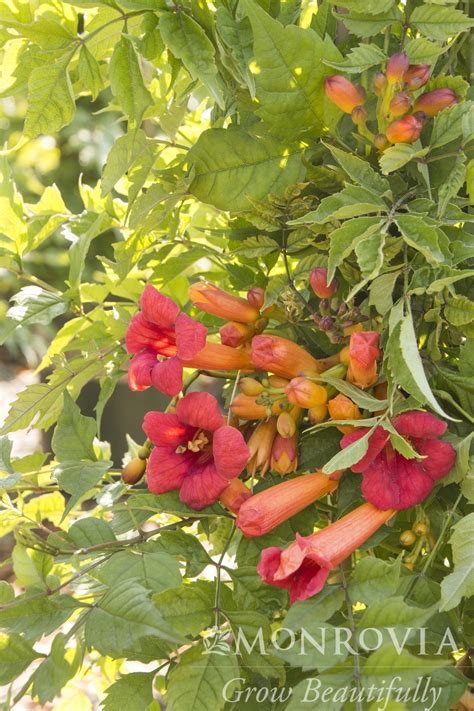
189;281;260;323
386;115;422;144
310;267;338;299
386;52;409;84
351;105;368;125
373;133;389;151
219;478;251;514
327;394;361;434
308;403;328;424
373;71;387;96
413;521;429;537
339;345;350;366
413;88;457;118
268;375;290;389
404;64;430;91
247;417;278;477
319;298;330;315
286;377;328;408
319;316;335;332
277;411;296;438
239;377;264;396
347;330;381;389
271;433;298;475
324;76;366;113
122;457;146;485
220;321;254;348
389;92;411;117
251;335;322;379
247;287;265;310
231;394;285;420
400;530;416;546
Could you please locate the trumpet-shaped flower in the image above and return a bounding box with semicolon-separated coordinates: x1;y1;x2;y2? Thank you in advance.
340;411;456;510
258;503;395;603
143;392;249;510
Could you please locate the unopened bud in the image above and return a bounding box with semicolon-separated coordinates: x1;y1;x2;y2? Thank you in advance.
271;433;298;475
308;403;328;424
122;457;146;485
413;88;457;118
386;52;409;84
220;321;254;348
413;521;429;537
328;394;361;434
239;377;264;396
319;298;330;315
373;71;387;96
277;411;296;438
324;76;366;113
373;133;389;151
351;105;368;125
310;267;338;299
386;115;422;144
286;376;328;408
404;64;430;91
320;316;335;332
400;530;416;546
247;287;265;311
389;92;411;117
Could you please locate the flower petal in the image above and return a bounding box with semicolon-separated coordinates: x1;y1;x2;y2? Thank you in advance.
341;426;389;473
393;411;447;439
140;285;179;329
125;313;176;356
128;352;155;391
146;446;192;494
213;425;249;478
415;438;456;481
175;312;207;360
179;463;228;510
395;456;434;509
143;411;194;447
176;392;224;431
257;547;287;588
289;560;330;604
360;456;402;509
151;357;183;397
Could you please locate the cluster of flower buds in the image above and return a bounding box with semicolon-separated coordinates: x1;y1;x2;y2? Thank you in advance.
189;282;271;349
310;268;369;344
324;51;458;149
400;516;436;569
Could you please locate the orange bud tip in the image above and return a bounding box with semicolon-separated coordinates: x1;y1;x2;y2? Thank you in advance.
372;71;387;96
247;287;265;310
404;64;430;91
386;115;422;144
122;457;146;485
389;92;412;117
309;268;338;299
413;88;457;118
324;76;366;114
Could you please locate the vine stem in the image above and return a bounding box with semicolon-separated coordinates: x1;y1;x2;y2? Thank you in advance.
214;523;236;629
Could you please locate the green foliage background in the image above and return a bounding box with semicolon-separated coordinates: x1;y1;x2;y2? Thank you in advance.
0;0;473;708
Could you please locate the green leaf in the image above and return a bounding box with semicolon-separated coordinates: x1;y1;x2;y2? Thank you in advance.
395;214;444;265
322;427;372;475
440;513;474;611
410;5;474;41
379;144;428;175
152;583;214;636
335;7;403;39
349;556;401;605
0;594;79;641
354;230;385;280
189;127;304;212
103;672;156;711
85;580;181;657
357;596;437;648
386;311;455;420
0;286;67;344
0;632;42;685
52;392;96;462
299;427;342;471
369;270;401;315
242;0;341;138
431;101;473;150
101;128;149;196
445;295;474;326
284;587;345;626
362;644;448;690
159;12;224;108
12;545;53;589
324;42;386;73
96;550;181;593
54;460;112;518
319;374;388;412
166;643;240;711
149;529;212;577
325;144;390;195
290;185;386;225
327;216;382;282
31;633;82;704
0;436;19;490
405;37;446;64
329;0;395;14
24;58;75;138
109;36;152;122
438;154;467;217
67;517;116;548
78;45;103;100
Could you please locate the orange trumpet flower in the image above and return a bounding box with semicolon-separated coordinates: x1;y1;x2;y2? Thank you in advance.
189;282;260;323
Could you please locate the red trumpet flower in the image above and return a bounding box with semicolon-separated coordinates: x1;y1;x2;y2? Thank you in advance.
143;392;249;510
237;470;340;538
258;503;395;603
340;411;456;510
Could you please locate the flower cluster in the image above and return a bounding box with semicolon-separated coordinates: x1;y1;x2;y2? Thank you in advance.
124;279;456;601
325;51;458;148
